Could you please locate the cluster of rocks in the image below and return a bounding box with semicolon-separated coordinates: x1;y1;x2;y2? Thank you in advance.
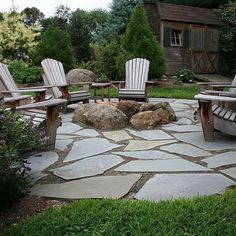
72;100;176;130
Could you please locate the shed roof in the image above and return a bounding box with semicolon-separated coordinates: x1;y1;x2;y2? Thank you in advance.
145;1;221;26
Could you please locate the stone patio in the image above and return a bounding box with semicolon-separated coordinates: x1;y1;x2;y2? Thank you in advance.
27;98;236;201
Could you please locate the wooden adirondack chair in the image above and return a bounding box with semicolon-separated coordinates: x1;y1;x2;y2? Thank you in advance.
0;62;47;104
112;58;156;102
2;96;67;150
41;59;91;112
194;93;236;142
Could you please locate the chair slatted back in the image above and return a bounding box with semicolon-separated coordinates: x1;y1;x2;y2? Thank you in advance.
41;59;68;98
0;63;20;97
229;74;236;93
125;58;150;90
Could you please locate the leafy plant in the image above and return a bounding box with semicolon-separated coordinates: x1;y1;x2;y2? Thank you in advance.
117;5;165;79
76;60;97;71
175;69;195;83
98;73;109;82
0;108;47;209
8;60;43;83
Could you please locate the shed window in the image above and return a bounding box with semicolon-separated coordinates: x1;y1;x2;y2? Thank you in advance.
171;29;182;46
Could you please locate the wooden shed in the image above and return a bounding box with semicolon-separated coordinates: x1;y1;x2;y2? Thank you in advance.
144;0;222;75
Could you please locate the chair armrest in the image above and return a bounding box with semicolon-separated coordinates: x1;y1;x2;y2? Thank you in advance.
15;99;67;111
3;95;32;108
68;82;93;86
197;82;230;91
194;94;236;102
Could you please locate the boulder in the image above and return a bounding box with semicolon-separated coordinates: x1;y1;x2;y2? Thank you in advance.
66;69;96;83
117;100;141;119
73;103;128;130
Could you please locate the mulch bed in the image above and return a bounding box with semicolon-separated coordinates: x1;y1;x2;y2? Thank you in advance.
0;195;67;233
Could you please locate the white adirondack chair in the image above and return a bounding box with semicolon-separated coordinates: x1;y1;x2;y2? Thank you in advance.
41;59;91;112
114;58;155;102
0;62;47;104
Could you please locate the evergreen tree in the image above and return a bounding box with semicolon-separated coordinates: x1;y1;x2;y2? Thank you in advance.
95;0;142;45
117;5;165;79
31;27;74;71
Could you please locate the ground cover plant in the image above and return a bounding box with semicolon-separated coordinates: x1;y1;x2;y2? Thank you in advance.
3;188;236;235
0;108;47;210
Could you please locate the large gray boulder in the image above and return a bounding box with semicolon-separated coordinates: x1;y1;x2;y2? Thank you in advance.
66;69;96;83
73;103;128;130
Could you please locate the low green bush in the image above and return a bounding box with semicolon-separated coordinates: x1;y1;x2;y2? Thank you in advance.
175;69;195;84
8;60;43;83
0;108;47;210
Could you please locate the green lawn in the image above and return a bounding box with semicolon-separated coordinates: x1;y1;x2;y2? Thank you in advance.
69;85;200;100
3;189;236;235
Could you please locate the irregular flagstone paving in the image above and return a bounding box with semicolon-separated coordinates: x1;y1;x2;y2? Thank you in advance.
52;155;124;180
102;130;132;142
73;129;100;137
162;124;202;132
135;174;235;201
173;132;236;151
115;159;210;172
203;152;236;168
113;150;181;160
30;174;141;199
124;140;177;151
57;122;82;134
221;167;236;179
55;139;73;151
64;138;122;162
29;99;236;201
27;152;59;183
126;129;174;140
160;143;211;158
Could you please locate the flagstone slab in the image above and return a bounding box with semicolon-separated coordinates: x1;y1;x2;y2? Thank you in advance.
174;111;195;120
170;103;190;109
149;98;175;103
203;152;236;168
52;154;124;180
162;124;202;132
126;129;174;140
221;167;236;179
74;129;100;137
173;99;198;105
64;138;122;162
160;143;211;158
57;123;83;134
115;159;210;172
113;151;180;160
103;130;132;142
57;134;78;140
173;132;236;151
26;152;59;182
30;174;141;199
124;140;177;151
55;139;73;151
174;118;192;125
135;174;235;201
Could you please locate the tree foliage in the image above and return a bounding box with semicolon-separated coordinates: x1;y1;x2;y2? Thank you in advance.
117;5;165;79
95;0;142;45
160;0;230;9
0;12;40;61
21;7;44;26
31;27;74;71
55;4;71;23
216;1;236;76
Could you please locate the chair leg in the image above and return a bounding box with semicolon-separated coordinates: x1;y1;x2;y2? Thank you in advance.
45;104;60;150
83;99;89;104
61;103;67;113
198;100;215;142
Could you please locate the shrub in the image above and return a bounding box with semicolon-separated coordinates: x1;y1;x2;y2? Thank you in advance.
93;40;120;80
0;108;47;209
175;69;195;84
117;5;165;80
31;27;74;72
8;60;43;83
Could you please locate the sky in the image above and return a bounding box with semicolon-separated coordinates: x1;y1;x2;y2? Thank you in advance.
0;0;112;16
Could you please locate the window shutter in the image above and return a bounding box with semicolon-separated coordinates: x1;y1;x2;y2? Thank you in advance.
183;28;189;48
163;27;170;47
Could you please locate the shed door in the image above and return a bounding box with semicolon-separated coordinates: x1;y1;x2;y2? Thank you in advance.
191;26;219;74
